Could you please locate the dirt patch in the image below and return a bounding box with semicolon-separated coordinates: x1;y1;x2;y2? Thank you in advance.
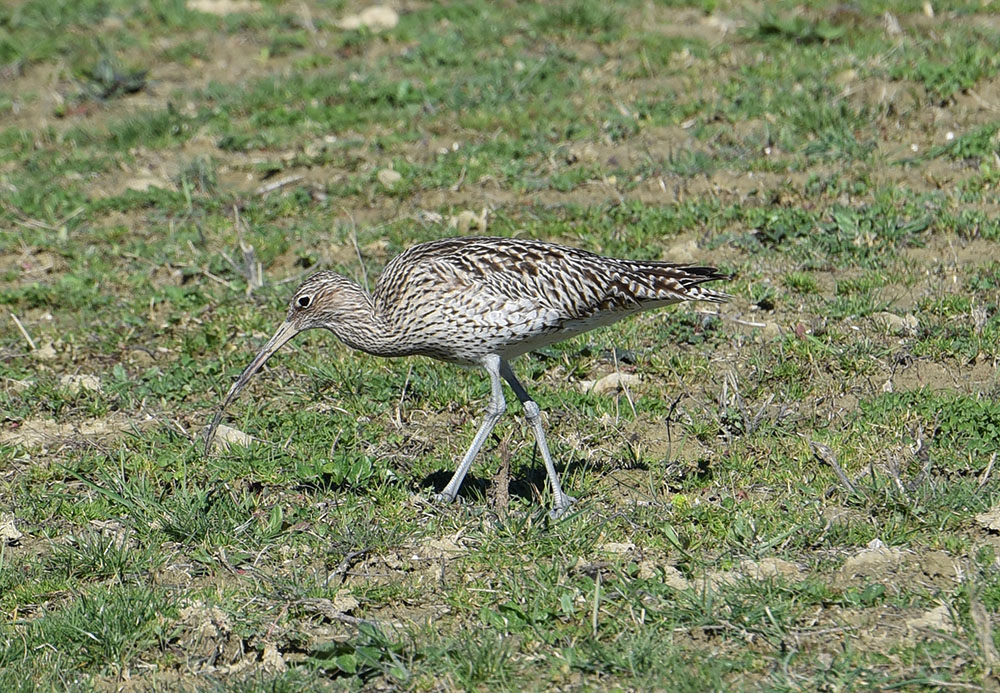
1;414;143;450
834;540;960;592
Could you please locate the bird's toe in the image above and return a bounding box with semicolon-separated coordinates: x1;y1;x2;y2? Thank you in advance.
549;495;577;520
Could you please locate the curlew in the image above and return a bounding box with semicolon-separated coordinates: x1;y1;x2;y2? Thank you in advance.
205;236;728;518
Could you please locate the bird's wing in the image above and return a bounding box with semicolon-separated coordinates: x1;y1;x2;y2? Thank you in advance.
427;238;726;319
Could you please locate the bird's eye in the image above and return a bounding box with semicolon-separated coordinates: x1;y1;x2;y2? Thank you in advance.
297;295;311;308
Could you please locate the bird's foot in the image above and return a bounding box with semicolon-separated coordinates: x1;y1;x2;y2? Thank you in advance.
434;491;459;505
549;495;577;520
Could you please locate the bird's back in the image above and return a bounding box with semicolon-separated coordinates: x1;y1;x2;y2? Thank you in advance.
371;237;727;364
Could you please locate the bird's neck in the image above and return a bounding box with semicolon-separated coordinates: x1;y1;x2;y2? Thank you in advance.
326;282;407;358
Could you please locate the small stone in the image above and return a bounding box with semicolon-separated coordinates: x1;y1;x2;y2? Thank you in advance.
59;374;102;394
905;604;953;634
208;424;256;451
260;642;287;674
598;541;635;555
975;506;1000;532
128;349;155;366
581;372;640;395
741;557;802;580
920;551;957;578
125;177;171;192
3;378;32;392
187;0;262;14
448;208;488;233
332;589;360;613
873;311;918;336
637;562;689;589
840;540;905;578
376;168;402;188
0;513;22;545
34;342;57;360
338;6;399;31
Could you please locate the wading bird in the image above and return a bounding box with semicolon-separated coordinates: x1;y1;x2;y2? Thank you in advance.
205;236;728;518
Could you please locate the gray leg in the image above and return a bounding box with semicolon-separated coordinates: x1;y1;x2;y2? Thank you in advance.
499;361;576;519
438;354;506;504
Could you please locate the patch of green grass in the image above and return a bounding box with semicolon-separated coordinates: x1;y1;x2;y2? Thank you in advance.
13;585;175;674
2;0;999;689
924;123;1000;163
532;0;623;42
748;12;848;44
891;31;1000;103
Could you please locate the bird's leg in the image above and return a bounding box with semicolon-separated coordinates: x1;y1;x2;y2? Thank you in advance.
437;354;506;504
500;361;576;519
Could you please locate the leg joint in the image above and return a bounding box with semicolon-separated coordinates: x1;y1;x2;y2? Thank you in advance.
522;400;541;420
486;399;506;417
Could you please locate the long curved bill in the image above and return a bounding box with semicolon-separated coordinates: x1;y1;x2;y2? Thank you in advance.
204;320;301;455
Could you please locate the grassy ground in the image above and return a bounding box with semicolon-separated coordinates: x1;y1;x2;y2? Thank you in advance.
2;0;1000;689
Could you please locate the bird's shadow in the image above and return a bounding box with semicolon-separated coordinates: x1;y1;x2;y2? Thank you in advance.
418;454;652;504
418;470;543;504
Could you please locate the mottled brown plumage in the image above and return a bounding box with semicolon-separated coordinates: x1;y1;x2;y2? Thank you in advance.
206;236;728;518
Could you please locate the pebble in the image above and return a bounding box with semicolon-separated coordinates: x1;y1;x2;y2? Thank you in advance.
580;372;640;395
59;374;102;394
338;6;399;31
873;311;918;336
376;168;402;188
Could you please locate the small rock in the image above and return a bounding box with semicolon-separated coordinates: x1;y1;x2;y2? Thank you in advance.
840;539;905;578
331;589;360;613
415;210;444;224
125;177;172;192
0;513;22;545
208;424;256;451
187;0;262;15
976;507;1000;532
59;374;102;394
338;6;399;31
873;311;918;336
581;372;640;395
376;168;402;188
905;604;953;634
702;570;740;590
3;378;32;392
34;342;57;360
128;349;155;366
420;534;466;559
741;557;802;580
565;144;598;165
260;643;287;674
663;565;691;590
448;208;488;233
598;541;635;555
921;551;957;578
821;505;860;528
637;561;690;590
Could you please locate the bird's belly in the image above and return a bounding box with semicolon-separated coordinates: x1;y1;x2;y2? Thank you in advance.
391;296;670;365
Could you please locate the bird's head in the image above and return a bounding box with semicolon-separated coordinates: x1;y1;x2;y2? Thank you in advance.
204;270;361;453
283;270;359;330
